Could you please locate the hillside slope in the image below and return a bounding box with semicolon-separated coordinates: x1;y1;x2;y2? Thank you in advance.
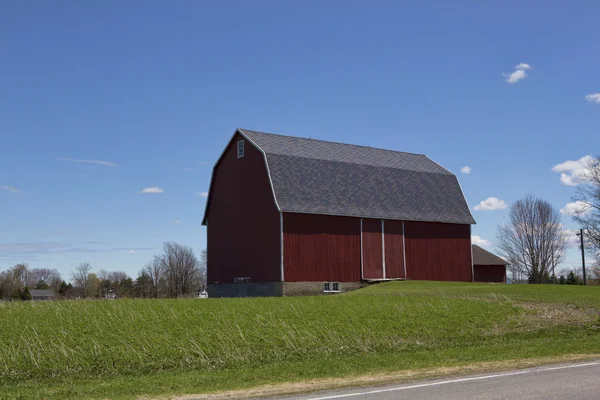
1;281;599;399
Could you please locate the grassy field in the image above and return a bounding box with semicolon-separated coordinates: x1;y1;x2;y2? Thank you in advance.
1;281;599;399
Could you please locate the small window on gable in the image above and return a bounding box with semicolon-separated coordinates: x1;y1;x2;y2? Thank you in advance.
237;140;245;158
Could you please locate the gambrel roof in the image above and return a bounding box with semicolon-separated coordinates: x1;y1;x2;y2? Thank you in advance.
202;129;476;225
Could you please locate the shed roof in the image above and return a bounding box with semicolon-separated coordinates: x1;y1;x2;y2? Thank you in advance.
30;289;56;297
472;245;508;266
203;129;475;225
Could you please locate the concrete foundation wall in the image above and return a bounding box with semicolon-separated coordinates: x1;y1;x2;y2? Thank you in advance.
208;281;365;297
283;281;364;296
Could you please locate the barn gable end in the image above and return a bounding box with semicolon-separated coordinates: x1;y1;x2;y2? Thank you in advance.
204;131;282;296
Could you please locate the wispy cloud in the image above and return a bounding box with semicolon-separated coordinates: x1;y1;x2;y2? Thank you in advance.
504;62;532;84
198;192;208;197
552;155;593;186
585;93;600;104
173;220;182;224
84;241;106;245
140;187;165;194
36;231;88;237
515;63;532;70
474;197;508;211
560;201;592;216
0;242;154;257
57;157;117;167
128;249;136;254
0;186;21;193
471;235;490;247
460;166;472;174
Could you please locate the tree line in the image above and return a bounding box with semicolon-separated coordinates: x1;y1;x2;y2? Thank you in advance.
0;242;206;301
497;156;600;284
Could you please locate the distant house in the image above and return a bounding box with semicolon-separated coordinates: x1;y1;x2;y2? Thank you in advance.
202;129;476;297
472;245;508;283
30;289;56;301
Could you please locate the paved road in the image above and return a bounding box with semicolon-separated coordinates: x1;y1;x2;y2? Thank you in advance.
270;361;600;400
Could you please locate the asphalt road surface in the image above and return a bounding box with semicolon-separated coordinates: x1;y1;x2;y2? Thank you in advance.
271;361;600;400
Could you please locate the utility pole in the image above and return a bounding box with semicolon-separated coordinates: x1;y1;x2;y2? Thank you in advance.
578;229;587;286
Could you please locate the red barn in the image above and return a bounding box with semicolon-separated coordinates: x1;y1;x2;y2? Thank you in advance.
472;245;508;283
202;129;476;297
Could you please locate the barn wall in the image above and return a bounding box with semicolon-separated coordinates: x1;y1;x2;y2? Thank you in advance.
384;220;405;279
206;132;281;285
283;213;361;282
474;265;506;283
362;218;383;279
404;221;472;282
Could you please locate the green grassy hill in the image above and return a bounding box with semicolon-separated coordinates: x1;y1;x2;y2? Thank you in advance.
1;281;599;399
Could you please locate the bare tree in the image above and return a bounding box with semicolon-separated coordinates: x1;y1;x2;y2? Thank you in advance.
156;242;202;297
570;156;600;257
199;249;207;289
496;195;567;283
30;268;62;289
12;263;30;287
589;259;600;281
72;262;92;298
142;259;164;298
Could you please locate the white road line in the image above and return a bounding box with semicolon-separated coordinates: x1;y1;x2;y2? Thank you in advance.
303;362;600;400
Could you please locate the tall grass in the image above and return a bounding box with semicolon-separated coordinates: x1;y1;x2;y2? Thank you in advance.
0;281;599;399
0;294;517;380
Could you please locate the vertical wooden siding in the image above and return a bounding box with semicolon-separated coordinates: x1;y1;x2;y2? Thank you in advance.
362;218;383;279
404;221;472;282
283;213;361;282
474;265;506;283
383;220;405;279
206;132;281;284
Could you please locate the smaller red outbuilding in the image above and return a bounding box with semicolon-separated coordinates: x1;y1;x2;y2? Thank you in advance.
472;245;508;283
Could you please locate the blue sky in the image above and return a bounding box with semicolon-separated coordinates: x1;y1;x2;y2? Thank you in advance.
1;1;598;279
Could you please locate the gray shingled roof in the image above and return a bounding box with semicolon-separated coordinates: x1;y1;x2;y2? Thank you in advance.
472;245;508;265
30;289;56;297
235;129;475;225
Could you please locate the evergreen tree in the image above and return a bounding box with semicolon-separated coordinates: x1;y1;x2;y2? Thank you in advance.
566;271;582;285
35;280;49;290
21;287;32;301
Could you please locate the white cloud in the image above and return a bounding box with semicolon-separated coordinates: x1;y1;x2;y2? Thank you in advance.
198;192;208;197
504;62;532;84
471;235;490;247
560;201;592;216
505;69;527;84
552;155;593;186
460;166;472;174
140;187;164;194
128;249;136;254
57;157;117;167
173;220;182;224
515;63;532;70
474;197;508;211
0;186;20;193
564;229;581;249
585;93;600;104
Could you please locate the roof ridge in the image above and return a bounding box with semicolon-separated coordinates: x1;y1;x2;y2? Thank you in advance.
265;152;453;174
238;128;428;158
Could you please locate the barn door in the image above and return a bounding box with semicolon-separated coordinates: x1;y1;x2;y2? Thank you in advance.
361;218;384;280
383;220;406;279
